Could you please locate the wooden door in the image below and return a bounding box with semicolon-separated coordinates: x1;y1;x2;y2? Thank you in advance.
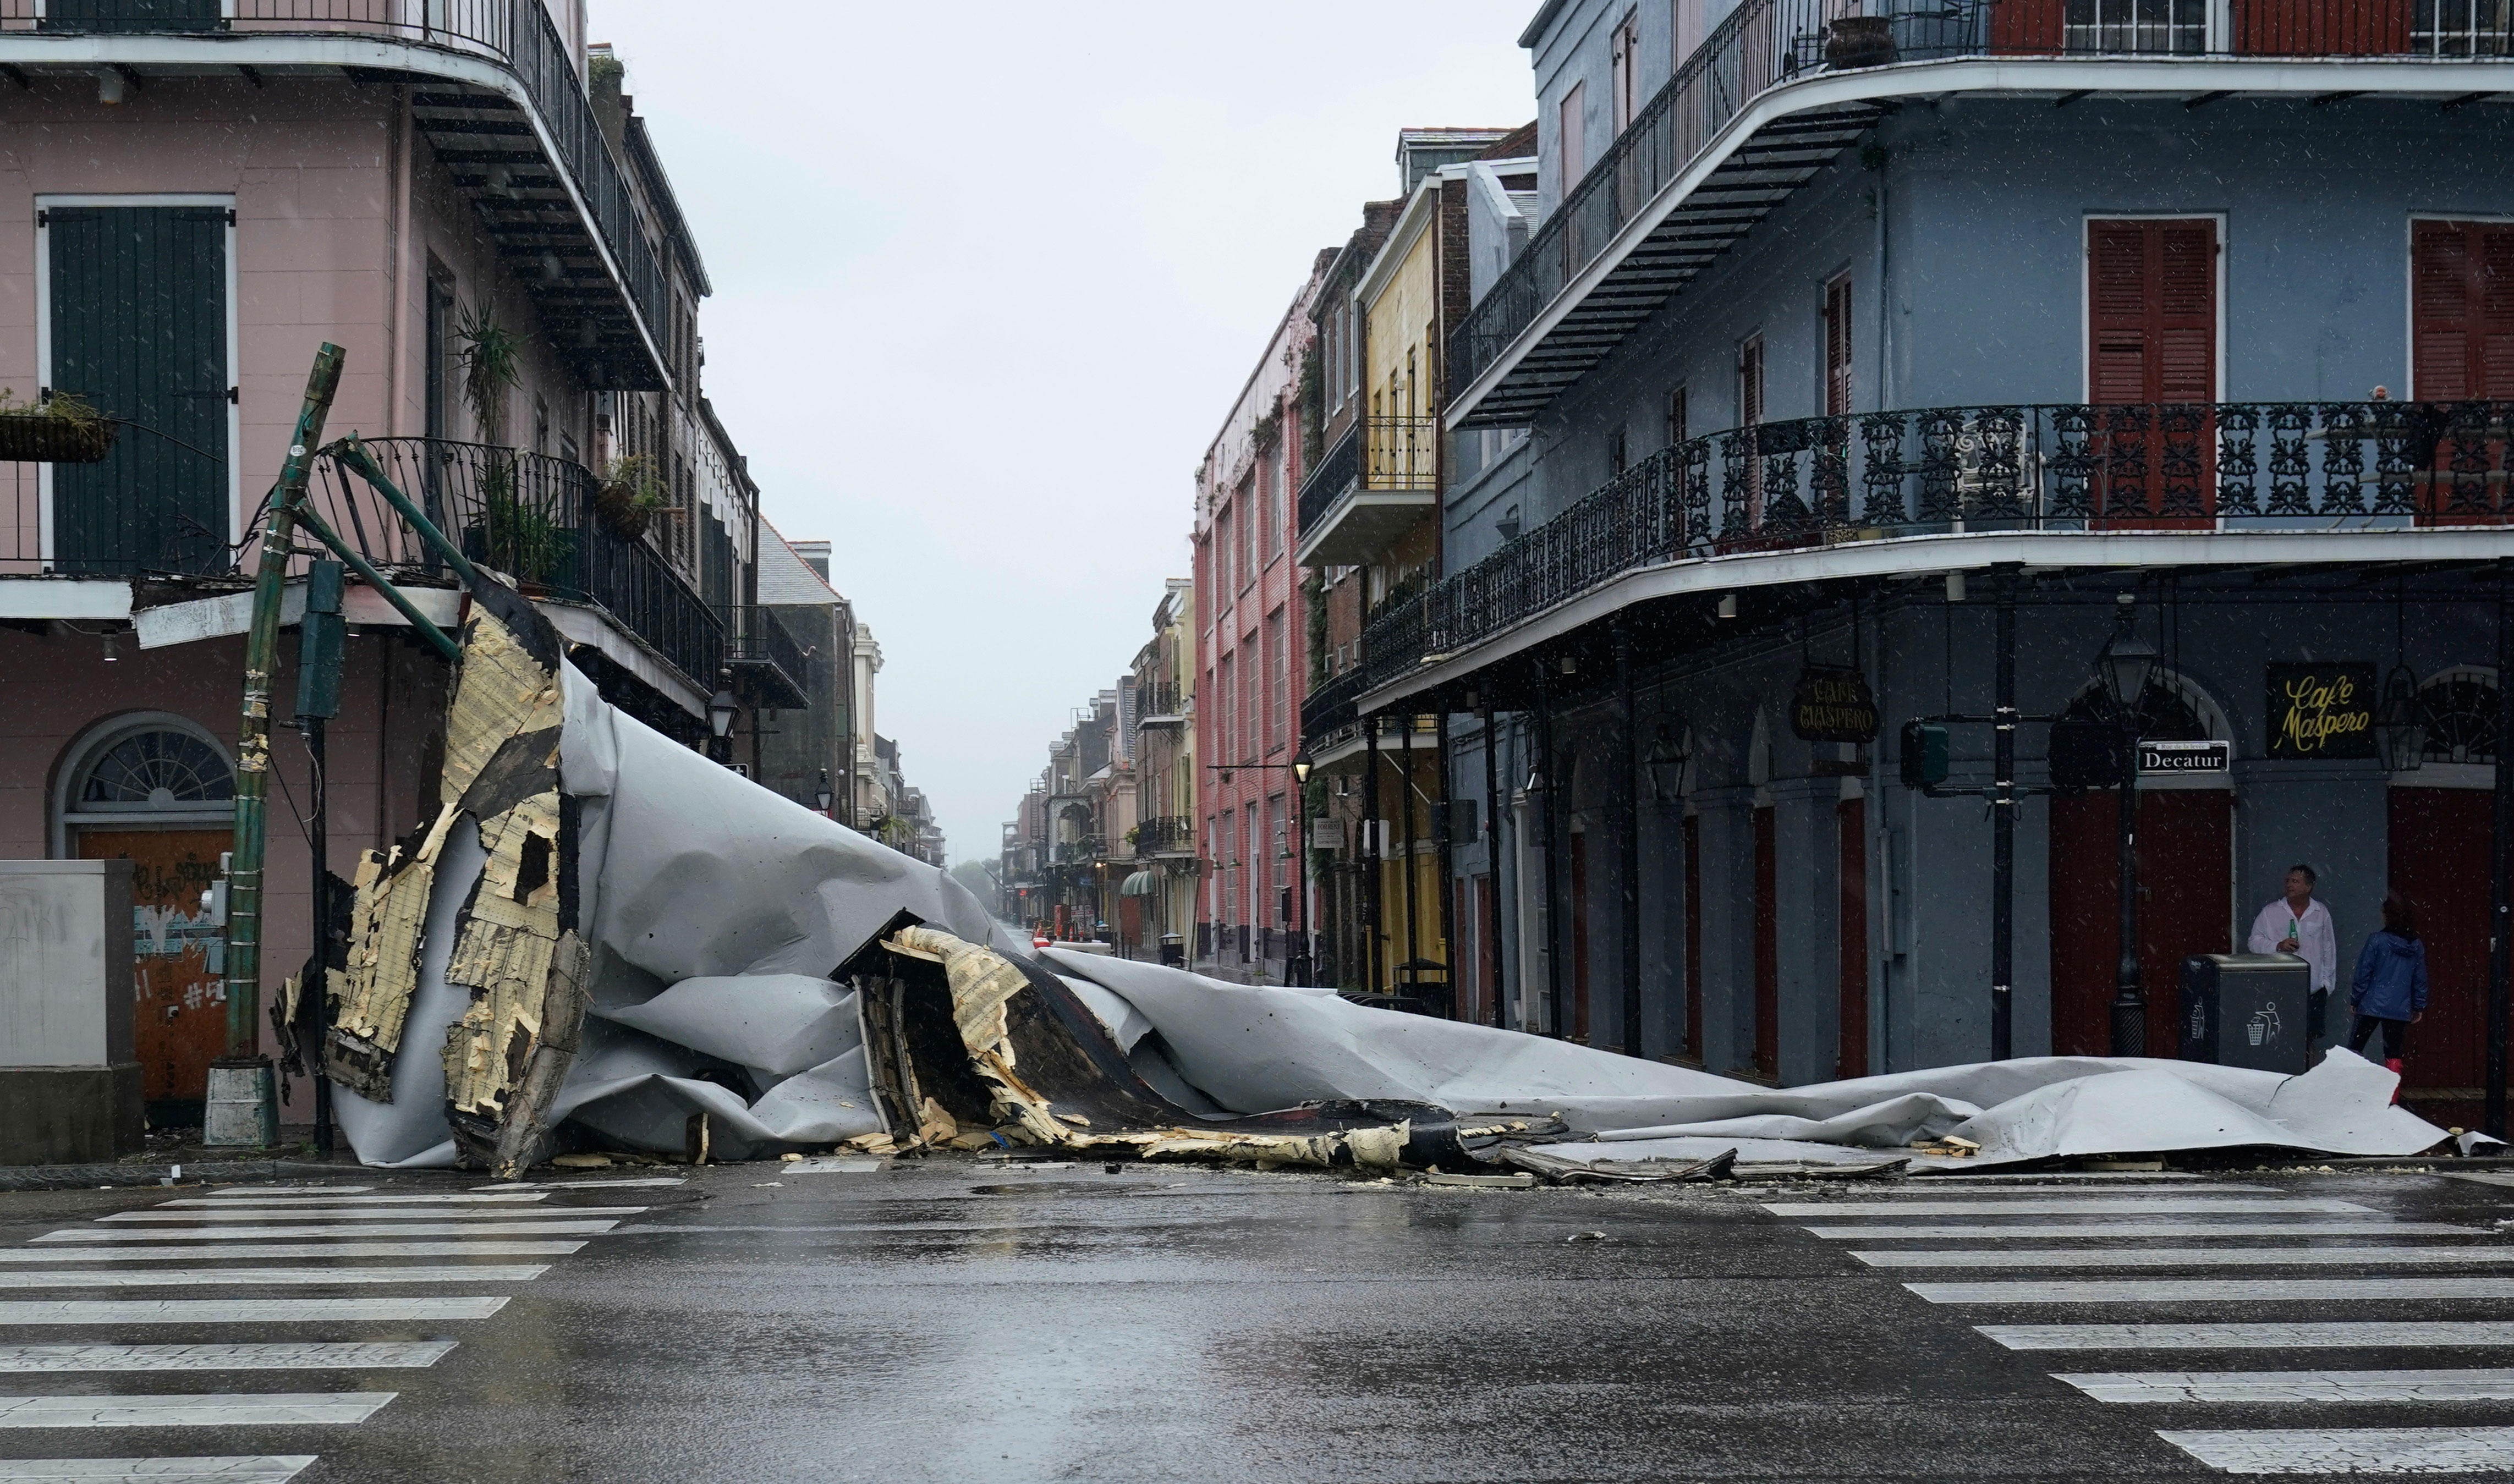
77;828;228;1124
1837;798;1870;1079
1683;814;1703;1059
2387;788;2491;1090
48;206;230;575
2088;218;2217;529
2048;789;2233;1056
1753;804;1778;1075
1569;828;1591;1042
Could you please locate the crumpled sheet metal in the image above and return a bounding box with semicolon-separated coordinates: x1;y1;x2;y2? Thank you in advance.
1039;953;2447;1168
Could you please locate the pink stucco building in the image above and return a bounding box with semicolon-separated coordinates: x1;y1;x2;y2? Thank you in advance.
0;5;800;1133
1192;257;1327;981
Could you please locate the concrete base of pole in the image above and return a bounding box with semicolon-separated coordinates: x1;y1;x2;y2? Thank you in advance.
202;1058;278;1148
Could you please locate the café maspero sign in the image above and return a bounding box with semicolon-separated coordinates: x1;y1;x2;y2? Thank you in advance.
2266;662;2376;760
1791;666;1879;744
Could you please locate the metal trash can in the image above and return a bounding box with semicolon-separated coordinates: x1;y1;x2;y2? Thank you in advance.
1157;933;1184;969
2180;953;2312;1074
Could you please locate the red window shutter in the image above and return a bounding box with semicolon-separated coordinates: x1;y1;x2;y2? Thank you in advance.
1824;277;1853;415
2415;222;2474;402
1994;0;2063;51
2483;227;2514;399
2156;221;2216;403
2088;219;2216;403
1740;336;1764;425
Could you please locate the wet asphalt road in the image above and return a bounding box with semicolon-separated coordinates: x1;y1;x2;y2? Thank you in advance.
2;1161;2513;1482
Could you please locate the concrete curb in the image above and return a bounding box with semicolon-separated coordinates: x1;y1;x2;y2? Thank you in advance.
0;1158;369;1192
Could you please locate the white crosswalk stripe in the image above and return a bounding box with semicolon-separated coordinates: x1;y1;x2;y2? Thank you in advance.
0;1176;645;1478
0;1459;317;1481
99;1206;643;1223
2156;1426;2514;1474
1854;1183;2279;1195
0;1266;546;1290
37;1221;621;1242
1856;1245;2514;1269
0;1299;509;1324
1809;1176;2514;1472
1980;1321;2514;1350
2059;1370;2514;1403
0;1343;455;1373
1768;1197;2375;1216
1805;1221;2478;1239
156;1195;545;1207
0;1394;394;1427
0;1242;583;1263
1909;1276;2514;1302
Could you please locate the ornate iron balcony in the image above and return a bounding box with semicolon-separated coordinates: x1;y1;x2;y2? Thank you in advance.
726;605;809;711
0;0;669;383
310;436;725;695
1136;682;1184;722
1133;816;1196;857
1352;398;2514;696
1296;421;1361;540
1454;0;2514;405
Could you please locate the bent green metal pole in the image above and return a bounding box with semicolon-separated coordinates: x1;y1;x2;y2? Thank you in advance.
227;343;345;1062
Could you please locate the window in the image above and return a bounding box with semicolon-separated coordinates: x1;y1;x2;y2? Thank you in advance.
2412;219;2514;400
1666;384;1689;447
1675;0;1704;62
1244;802;1261;925
1220;653;1237;760
1824;274;1853;415
1611;12;1642;133
2087;218;2217;405
1557;81;1587;192
534;396;551;457
1738;335;1765;427
1266;612;1286;739
1608;425;1630;476
425;261;454;443
2063;0;2205;53
2416;0;2512;54
1269;794;1287;895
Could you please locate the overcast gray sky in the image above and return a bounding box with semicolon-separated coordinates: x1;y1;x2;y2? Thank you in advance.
588;2;1539;864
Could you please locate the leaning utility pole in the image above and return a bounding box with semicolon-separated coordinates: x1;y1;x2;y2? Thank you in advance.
207;342;344;1148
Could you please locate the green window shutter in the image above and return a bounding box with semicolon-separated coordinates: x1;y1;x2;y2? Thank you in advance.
51;206;230;575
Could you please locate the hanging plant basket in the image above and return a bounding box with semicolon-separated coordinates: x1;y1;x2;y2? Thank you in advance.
594;454;667;538
0;394;114;464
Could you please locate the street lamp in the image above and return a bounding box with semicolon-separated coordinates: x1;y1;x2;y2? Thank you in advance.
2376;664;2427;776
815;767;836;816
1641;713;1692;804
2098;597;2158;1056
707;671;739;765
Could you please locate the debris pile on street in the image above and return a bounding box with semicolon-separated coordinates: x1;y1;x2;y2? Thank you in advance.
320;569;2464;1175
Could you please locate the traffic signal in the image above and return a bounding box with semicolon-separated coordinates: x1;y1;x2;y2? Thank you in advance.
1899;721;1949;789
2049;716;2125;791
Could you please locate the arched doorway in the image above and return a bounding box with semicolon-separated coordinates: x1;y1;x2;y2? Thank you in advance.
2387;667;2497;1098
56;714;235;1128
2047;671;2235;1057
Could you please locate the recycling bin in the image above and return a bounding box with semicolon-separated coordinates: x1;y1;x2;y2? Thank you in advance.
2178;953;2312;1075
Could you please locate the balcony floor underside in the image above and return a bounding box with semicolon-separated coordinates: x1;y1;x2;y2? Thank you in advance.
1355;527;2514;715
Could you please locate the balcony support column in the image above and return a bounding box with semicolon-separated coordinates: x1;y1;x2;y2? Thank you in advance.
1363;715;1383;996
1538;659;1565;1038
2490;560;2513;1139
1481;702;1507;1028
1435;710;1457;1019
1617;620;1644;1057
1992;567;2017;1063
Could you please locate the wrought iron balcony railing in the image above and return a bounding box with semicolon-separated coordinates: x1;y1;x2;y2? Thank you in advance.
726;604;810;711
1297;422;1360;539
1134;816;1196;857
2;1;668;370
1351;399;2514;695
1365;417;1441;492
1055;837;1107;865
1136;681;1184;721
310;436;724;693
1453;0;2514;402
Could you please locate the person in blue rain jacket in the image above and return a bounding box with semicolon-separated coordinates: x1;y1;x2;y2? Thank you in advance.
2348;891;2429;1075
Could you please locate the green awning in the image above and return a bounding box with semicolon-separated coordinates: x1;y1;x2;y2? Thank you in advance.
1119;870;1157;897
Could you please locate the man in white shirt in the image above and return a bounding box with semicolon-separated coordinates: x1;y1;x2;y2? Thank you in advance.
2248;864;2337;1043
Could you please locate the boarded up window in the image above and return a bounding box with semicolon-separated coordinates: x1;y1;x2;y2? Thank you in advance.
2413;219;2514;401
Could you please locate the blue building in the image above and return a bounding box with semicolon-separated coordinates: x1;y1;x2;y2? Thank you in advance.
1306;0;2514;1118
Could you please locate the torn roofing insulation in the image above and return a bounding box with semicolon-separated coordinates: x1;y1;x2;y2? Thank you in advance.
321;569;2458;1176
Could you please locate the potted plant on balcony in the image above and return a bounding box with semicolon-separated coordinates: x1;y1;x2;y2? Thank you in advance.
1825;12;1898;68
595;453;668;537
0;388;113;464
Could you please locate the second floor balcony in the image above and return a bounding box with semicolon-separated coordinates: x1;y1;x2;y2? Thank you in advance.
1452;0;2514;430
1294;416;1442;567
0;0;672;388
1133;815;1196;858
1350;397;2514;707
